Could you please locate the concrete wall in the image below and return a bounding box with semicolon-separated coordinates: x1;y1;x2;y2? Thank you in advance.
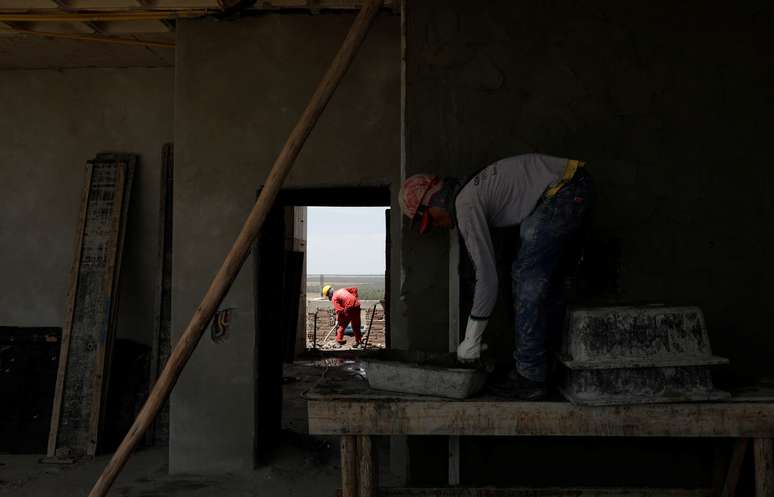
402;0;774;486
403;0;774;374
171;14;400;473
0;68;174;347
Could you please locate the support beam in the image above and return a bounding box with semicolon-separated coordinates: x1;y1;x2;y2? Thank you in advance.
251;0;396;9
342;436;358;497
8;28;175;48
721;438;750;497
0;1;396;14
358;435;377;497
755;438;774;497
0;11;209;22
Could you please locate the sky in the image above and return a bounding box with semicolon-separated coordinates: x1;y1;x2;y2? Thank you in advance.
306;206;387;275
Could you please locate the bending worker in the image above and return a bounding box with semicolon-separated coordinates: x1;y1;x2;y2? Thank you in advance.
399;153;593;400
322;285;363;348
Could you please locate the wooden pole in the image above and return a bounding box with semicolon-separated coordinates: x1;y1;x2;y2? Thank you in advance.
358;435;377;497
362;302;378;347
322;322;339;344
721;438;750;497
755;438;774;497
341;436;358;497
312;309;318;349
87;2;382;495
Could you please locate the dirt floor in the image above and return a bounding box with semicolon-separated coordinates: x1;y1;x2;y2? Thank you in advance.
306;300;386;351
0;360;371;497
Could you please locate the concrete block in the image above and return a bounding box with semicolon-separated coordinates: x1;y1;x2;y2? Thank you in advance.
560;306;728;369
558;306;729;406
560;365;730;406
365;360;485;399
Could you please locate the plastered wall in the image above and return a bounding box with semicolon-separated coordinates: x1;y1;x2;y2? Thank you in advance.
171;14;400;473
0;68;174;347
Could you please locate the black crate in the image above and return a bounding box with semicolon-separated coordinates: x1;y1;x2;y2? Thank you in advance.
0;327;61;454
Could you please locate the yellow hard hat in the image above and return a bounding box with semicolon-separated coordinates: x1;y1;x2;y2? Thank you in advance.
321;285;333;298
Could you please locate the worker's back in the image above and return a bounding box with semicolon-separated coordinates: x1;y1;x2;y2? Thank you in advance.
332;287;360;313
455;153;567;228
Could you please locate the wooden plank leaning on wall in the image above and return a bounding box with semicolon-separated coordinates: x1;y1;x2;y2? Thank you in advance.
47;154;136;460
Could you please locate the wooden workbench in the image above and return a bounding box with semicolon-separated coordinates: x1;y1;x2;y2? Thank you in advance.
305;374;774;497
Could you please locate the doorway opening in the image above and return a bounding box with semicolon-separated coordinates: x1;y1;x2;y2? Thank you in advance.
253;186;390;463
306;206;388;351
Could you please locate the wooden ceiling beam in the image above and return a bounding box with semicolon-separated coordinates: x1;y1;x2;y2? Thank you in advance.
0;0;396;12
97;20;171;33
0;11;211;22
7;20;94;33
251;0;395;9
6;27;175;48
0;0;397;35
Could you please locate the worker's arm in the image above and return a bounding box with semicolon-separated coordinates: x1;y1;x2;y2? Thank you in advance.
456;198;498;321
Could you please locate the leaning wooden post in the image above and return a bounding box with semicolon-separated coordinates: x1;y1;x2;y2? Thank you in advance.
87;2;383;496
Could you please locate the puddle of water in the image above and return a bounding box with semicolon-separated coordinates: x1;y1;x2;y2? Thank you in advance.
299;358;367;379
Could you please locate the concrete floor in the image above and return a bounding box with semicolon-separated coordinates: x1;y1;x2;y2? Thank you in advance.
0;362;345;497
0;444;340;497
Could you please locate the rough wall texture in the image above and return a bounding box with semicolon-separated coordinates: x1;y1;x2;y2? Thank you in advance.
0;36;174;69
403;0;774;486
403;0;774;375
0;68;174;347
172;15;399;473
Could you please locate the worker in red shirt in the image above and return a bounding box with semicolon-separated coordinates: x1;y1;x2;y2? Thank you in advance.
322;285;363;347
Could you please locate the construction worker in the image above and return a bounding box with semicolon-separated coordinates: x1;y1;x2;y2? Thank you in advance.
399;153;593;400
322;285;363;348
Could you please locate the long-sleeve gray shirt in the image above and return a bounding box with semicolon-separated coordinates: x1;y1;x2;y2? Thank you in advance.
454;153;568;319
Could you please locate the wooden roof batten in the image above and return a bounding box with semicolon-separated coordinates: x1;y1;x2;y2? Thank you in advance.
0;1;396;14
0;0;396;50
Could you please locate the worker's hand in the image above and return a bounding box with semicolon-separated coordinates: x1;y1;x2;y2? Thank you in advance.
457;317;488;363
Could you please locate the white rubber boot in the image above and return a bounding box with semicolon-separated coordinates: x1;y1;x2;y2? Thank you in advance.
456;317;488;362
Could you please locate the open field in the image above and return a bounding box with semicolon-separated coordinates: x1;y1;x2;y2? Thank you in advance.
306;274;384;301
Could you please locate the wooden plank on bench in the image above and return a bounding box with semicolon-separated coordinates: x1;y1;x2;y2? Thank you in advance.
308;400;774;437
